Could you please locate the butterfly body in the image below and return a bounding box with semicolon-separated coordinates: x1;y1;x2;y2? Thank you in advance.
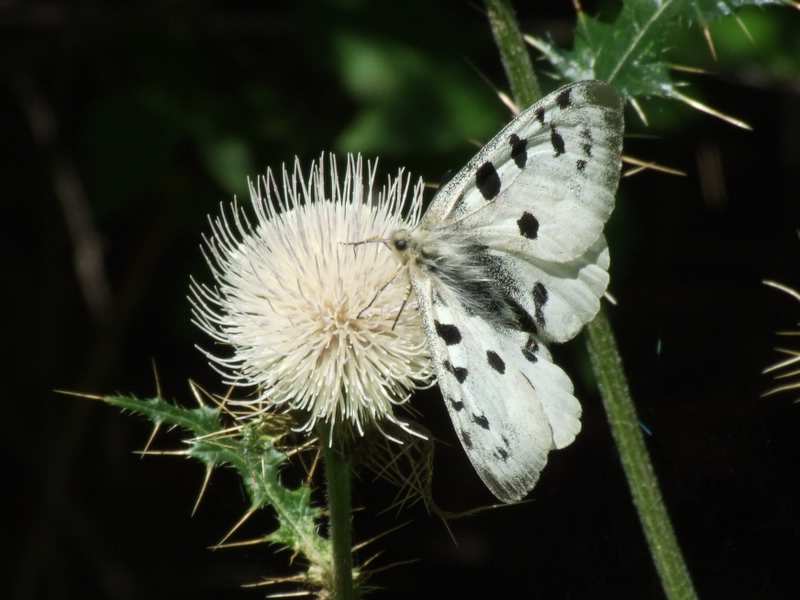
389;81;624;503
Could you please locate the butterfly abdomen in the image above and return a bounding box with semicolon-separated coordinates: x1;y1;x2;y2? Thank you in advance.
414;233;537;334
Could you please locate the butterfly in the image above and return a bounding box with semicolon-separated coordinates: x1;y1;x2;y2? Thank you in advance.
387;81;624;503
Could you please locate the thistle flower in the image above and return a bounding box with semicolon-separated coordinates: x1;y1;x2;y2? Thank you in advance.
190;154;434;441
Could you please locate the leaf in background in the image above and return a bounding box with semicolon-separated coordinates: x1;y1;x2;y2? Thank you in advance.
527;0;798;127
333;33;503;155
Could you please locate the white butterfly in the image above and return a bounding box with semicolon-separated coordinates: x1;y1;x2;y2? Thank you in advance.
387;81;624;503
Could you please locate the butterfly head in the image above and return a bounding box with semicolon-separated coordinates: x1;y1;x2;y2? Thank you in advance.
388;229;417;264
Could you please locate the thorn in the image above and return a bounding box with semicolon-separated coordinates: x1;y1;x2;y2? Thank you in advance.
141;422;162;458
265;592;313;599
364;557;420;576
437;498;534;520
764;280;800;303
190;424;244;442
352;521;411;552
360;550;384;569
702;25;718;61
603;291;618;306
734;14;754;44
671;90;752;131
497;90;519;116
151;358;163;398
762;353;800;375
773;368;800;381
628;97;649;127
188;378;207;408
284;437;318;458
134;449;190;456
188;379;237;418
438;512;459;547
217;505;258;546
668;63;711;75
208;536;268;550
305;446;321;486
774;347;800;357
463;59;515;115
53;389;105;401
240;575;306;589
762;382;800;398
622;154;687;177
192;464;214;517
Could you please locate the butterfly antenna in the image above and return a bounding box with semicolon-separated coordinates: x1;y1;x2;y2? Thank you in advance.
341;235;385;247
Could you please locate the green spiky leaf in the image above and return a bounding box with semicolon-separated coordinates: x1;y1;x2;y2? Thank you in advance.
529;0;795;101
101;394;331;580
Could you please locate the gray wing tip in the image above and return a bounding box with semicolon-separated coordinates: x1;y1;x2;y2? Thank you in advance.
578;80;624;111
482;469;541;504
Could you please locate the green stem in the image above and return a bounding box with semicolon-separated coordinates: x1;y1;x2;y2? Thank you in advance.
484;3;698;599
485;0;541;107
323;441;355;600
586;310;698;600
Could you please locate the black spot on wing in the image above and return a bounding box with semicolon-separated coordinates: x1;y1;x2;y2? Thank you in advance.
496;446;510;462
486;350;506;374
517;212;539;239
535;107;545;125
506;296;537;334
444;360;468;384
577;159;587;173
508;134;528;169
461;430;473;449
501;435;510;447
472;413;490;430
550;126;565;157
449;396;465;412
556;87;572;109
475;161;501;200
580;127;593;157
434;321;462;345
522;336;539;363
533;282;549;306
532;283;548;327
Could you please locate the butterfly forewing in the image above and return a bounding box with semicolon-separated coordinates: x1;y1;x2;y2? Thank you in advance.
422;81;623;264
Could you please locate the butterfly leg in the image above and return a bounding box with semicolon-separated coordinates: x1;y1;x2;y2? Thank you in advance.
356;264;404;319
391;282;413;331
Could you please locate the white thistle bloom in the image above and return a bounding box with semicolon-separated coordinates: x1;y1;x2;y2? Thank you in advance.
190;154;433;440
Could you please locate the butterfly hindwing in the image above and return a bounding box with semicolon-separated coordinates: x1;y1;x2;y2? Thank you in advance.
422;80;623;264
478;235;610;343
411;276;582;503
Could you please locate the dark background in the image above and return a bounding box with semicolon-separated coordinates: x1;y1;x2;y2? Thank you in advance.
6;1;800;599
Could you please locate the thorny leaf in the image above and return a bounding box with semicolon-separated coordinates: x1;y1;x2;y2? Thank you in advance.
527;0;797;125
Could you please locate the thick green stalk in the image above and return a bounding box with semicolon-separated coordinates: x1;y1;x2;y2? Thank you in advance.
323;442;355;600
484;3;699;599
485;0;541;107
586;309;697;599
